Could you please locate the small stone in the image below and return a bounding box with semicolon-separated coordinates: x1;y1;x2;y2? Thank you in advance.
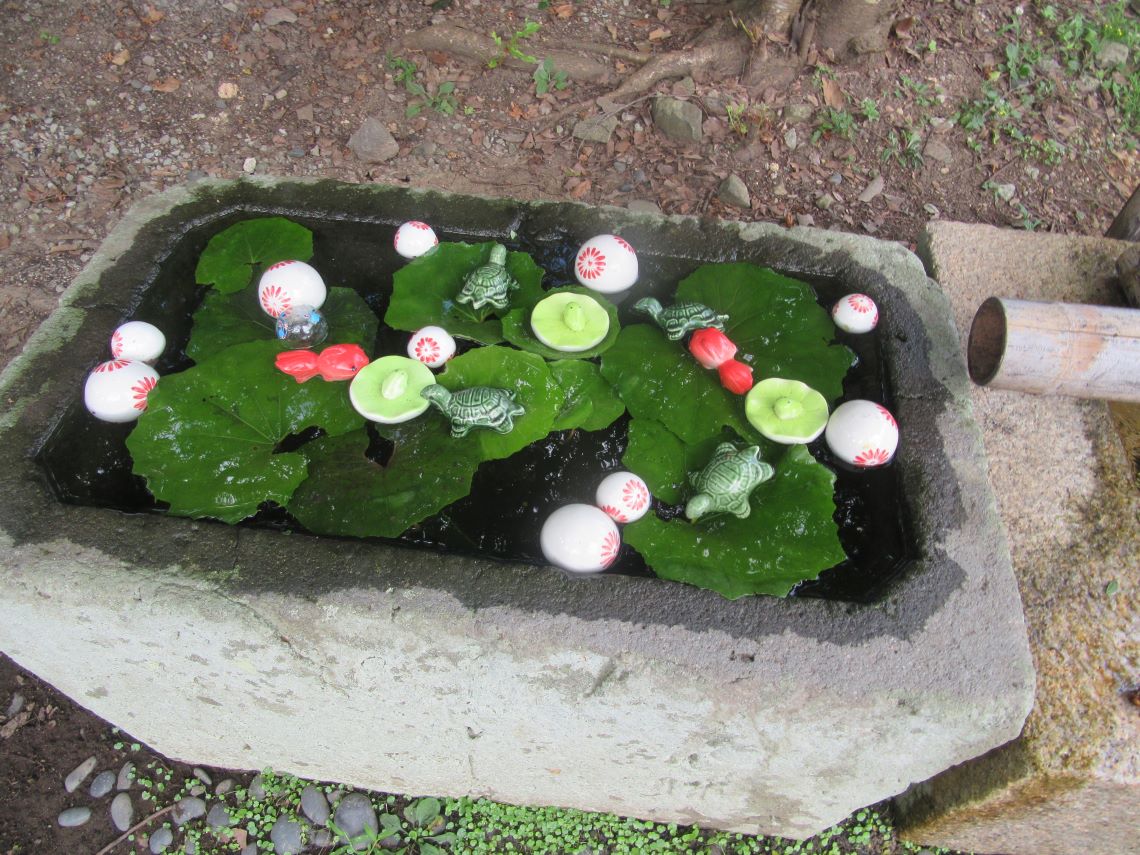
5;693;25;717
90;770;116;798
828;172;843;186
58;806;91;828
333;793;379;850
311;829;333;848
301;785;330;825
65;756;97;793
858;175;885;203
111;792;134;831
923;138;953;164
672;76;696;98
348;117;399;163
923;202;941;217
815;193;835;211
263;7;298;26
242;157;257;174
572;114;619;144
783;103;814;124
141;54;155;66
189;785;206;797
717;174;751;210
207;802;234;829
412;140;437;158
783;128;798;150
117;762;134;791
217;81;239;100
270;817;304;854
651;96;703;143
192;767;212;787
240;846;258;855
626;199;661;215
149;826;174;853
172;796;207;825
248;773;266;801
796;213;816;227
1096;41;1129;68
992;183;1016;202
215;778;235;796
184;840;198;855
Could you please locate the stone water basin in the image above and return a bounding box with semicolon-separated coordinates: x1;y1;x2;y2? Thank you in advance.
0;178;1034;838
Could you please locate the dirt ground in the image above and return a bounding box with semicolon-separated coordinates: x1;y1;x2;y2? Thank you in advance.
0;0;1136;851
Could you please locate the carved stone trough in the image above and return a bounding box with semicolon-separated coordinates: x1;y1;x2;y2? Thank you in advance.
0;178;1033;838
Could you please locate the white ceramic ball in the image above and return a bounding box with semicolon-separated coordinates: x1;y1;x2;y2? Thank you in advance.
110;321;166;363
824;400;899;468
595;471;651;524
257;260;327;318
832;293;879;334
83;359;160;423
394;221;439;259
407;326;457;369
573;234;638;294
540;503;621;574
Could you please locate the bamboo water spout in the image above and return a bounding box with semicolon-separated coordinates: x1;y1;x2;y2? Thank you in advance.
967;297;1140;402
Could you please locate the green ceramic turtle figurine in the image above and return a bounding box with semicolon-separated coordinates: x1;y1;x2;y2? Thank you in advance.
633;297;729;340
685;442;774;521
456;244;519;313
420;384;525;438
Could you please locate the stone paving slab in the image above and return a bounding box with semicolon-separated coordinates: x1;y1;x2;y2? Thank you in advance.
896;222;1140;855
0;180;1034;838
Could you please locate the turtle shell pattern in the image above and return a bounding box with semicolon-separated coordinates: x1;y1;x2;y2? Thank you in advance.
689;442;774;518
657;301;729;340
433;386;526;438
456;245;519;312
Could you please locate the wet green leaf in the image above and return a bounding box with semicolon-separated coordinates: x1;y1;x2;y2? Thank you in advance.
186;287;379;362
550;360;625;432
384;242;546;343
676;263;856;403
194;217;313;294
501;286;621;361
624;445;844;599
600;324;757;445
126;340;364;523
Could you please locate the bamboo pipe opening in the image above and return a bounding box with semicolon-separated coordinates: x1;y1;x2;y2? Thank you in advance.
967;296;1007;386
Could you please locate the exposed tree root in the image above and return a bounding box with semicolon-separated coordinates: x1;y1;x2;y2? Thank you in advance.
606;19;750;102
401;23;613;84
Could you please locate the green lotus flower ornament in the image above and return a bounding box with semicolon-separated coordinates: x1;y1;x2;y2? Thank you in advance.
685;442;775;521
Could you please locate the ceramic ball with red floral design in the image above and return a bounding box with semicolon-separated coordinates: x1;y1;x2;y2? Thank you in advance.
573;234;638;294
831;293;879;334
110;321;166;364
83;359;160;423
406;326;457;369
257;260;327;318
394;221;439;259
595;471;651;524
824;400;899;468
540;503;621;574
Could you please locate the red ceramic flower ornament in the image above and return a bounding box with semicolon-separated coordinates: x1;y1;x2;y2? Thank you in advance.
688;327;737;369
717;359;754;395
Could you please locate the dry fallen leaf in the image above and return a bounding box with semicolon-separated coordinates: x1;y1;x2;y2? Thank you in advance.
0;711;30;739
110;49;130;66
217;81;239;99
550;3;574;19
152;78;181;93
648;28;671;41
821;77;845;109
570;178;593;199
141;4;164;24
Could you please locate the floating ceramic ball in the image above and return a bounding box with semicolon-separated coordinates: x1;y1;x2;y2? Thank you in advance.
257;260;327;318
540;503;621;574
832;293;879;334
824;400;899;468
394;221;439;259
595;471;651;524
275;304;329;347
110;321;165;364
83;359;160;423
407;325;457;369
573;234;638;294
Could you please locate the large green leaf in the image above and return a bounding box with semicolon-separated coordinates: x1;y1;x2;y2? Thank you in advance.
431;346;562;461
501;286;621;361
624;444;844;599
287;422;483;539
676;263;856;403
126;340;364;522
550;360;626;432
384;242;546;344
194;217;313;294
599;324;758;445
186;287;379;362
